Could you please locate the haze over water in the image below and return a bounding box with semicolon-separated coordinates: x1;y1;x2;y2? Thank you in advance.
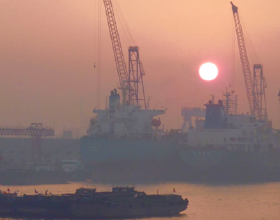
2;181;280;220
1;1;280;219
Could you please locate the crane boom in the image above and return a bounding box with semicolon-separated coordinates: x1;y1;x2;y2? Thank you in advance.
230;2;254;115
103;0;147;107
103;0;129;102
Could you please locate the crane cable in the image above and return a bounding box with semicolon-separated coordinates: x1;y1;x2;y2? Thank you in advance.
94;0;102;109
112;0;136;48
231;11;261;97
231;12;235;93
112;1;146;108
98;0;101;109
239;13;260;65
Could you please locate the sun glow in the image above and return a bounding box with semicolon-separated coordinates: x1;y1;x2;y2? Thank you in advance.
199;62;218;81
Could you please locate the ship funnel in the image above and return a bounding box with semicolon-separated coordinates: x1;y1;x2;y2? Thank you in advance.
204;102;226;129
109;89;120;112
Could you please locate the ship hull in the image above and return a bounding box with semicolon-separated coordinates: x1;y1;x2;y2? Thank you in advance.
80;136;179;162
71;201;187;218
80;137;280;183
80;136;183;181
178;148;280;183
3;200;187;218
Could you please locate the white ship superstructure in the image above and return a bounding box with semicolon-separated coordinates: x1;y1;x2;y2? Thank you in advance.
187;100;272;150
88;89;165;139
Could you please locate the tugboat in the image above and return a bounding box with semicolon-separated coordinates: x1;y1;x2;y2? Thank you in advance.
0;187;189;218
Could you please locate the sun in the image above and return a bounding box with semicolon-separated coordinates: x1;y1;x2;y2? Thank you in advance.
199;62;218;81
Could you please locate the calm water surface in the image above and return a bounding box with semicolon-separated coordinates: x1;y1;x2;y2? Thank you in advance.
1;181;280;220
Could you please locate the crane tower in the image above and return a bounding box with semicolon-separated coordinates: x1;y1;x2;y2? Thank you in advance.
103;0;128;92
128;46;146;108
230;2;254;115
103;0;138;106
231;2;267;120
253;64;267;120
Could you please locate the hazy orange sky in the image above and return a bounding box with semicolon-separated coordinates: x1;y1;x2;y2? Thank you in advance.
1;0;280;137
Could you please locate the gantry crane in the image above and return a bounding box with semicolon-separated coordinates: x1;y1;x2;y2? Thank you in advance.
230;2;267;120
0;123;54;163
103;0;146;108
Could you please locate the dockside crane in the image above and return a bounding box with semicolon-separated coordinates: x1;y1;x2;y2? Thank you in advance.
0;123;54;163
103;0;146;108
230;2;267;121
230;2;254;115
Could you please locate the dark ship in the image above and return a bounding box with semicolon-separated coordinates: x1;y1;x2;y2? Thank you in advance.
0;187;188;218
179;99;280;183
81;89;181;181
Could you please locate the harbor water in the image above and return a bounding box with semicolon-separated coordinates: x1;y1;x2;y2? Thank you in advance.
1;181;280;220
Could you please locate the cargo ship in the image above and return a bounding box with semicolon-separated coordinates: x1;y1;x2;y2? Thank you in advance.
79;0;184;181
178;98;280;183
80;89;182;181
80;87;280;183
0;187;188;218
